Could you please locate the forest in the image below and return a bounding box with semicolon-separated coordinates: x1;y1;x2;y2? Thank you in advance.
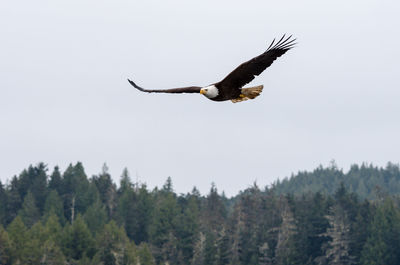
0;162;400;265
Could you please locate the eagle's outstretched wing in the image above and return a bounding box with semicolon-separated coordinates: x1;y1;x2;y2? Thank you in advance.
217;35;296;90
127;79;201;94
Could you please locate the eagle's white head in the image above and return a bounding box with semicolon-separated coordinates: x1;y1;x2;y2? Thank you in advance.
200;85;219;99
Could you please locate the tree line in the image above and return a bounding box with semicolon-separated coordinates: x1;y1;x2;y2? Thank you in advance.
0;162;400;264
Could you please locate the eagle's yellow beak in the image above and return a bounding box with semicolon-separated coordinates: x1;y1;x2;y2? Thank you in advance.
200;89;205;95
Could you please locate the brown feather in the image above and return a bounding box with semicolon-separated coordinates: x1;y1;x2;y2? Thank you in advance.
214;35;296;100
127;79;201;94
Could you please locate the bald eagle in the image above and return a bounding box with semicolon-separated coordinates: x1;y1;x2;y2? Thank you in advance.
128;35;295;103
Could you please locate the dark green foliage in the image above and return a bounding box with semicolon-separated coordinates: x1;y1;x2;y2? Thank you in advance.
61;162;91;222
43;190;65;224
0;181;6;225
84;199;108;234
5;176;22;225
19;190;40;227
92;163;116;218
48;166;63;195
2;161;400;264
274;162;400;199
62;214;95;261
0;225;11;264
360;198;400;265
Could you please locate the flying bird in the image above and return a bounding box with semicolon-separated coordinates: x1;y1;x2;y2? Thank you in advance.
128;35;296;103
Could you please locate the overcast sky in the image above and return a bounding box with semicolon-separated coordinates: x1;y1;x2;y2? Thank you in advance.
1;0;399;196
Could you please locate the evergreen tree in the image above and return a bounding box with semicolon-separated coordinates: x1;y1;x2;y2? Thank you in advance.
137;243;156;265
360;198;400;265
62;214;95;261
41;239;67;265
204;231;218;265
61;162;91;223
135;184;154;243
116;183;139;242
119;167;133;194
19;190;40;227
7;216;28;264
175;193;200;262
93;221;131;265
43;190;65;224
43;214;63;243
84;199;107;234
150;178;179;263
203;183;227;232
291;192;331;264
0;181;6;225
48;166;63;195
275;198;297;265
191;232;206;265
216;227;230;265
92;163;117;218
5;176;22;224
0;225;11;265
317;204;355;265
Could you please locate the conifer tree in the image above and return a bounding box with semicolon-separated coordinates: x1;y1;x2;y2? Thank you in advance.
317;204;355;265
0;225;11;264
137;243;156;265
62;162;90;223
93;221;131;265
7;216;28;264
0;181;6;225
204;231;218;265
19;190;40;227
92;163;117;218
40;239;67;265
48;166;63;195
6;176;22;224
62;214;95;261
84;199;107;234
43;190;65;224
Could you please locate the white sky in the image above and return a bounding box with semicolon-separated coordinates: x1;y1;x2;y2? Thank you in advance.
1;0;399;196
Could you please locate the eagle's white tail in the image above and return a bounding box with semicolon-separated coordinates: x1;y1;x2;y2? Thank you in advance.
231;85;264;103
